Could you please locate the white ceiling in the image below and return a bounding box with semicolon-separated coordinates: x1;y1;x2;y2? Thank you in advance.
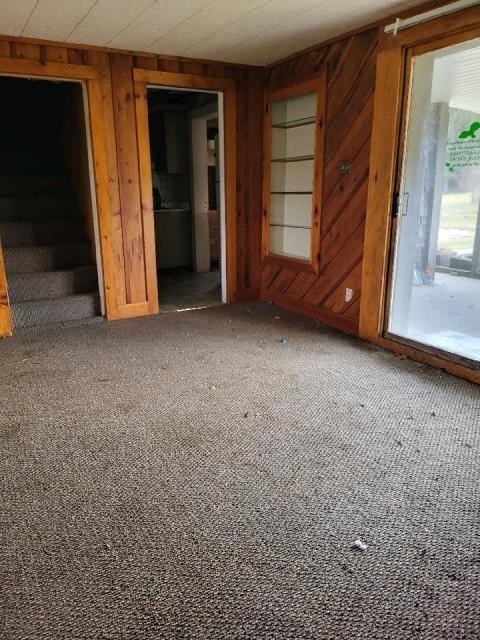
0;0;428;65
432;39;480;113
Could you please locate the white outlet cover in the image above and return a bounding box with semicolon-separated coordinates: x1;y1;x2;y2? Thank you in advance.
345;287;353;302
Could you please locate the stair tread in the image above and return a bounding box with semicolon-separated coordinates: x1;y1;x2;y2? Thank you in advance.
11;292;101;328
12;292;99;306
5;241;90;251
8;265;96;277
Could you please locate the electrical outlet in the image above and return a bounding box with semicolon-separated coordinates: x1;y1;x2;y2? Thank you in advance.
345;287;353;302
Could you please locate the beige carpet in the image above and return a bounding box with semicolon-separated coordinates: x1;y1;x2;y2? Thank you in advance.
1;302;479;639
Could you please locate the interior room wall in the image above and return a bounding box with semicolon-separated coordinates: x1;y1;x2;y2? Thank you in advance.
262;28;379;335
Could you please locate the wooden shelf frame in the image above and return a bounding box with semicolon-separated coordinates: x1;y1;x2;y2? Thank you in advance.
262;72;326;274
359;5;480;385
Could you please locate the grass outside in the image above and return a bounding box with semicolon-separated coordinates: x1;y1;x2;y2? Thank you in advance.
438;192;479;253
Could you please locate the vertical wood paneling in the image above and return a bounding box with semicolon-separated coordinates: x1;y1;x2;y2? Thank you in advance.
110;54;147;305
244;68;264;294
262;28;379;335
0;35;263;325
0;41;11;57
44;46;69;63
0;239;12;337
91;51;127;310
133;78;158;314
11;42;40;60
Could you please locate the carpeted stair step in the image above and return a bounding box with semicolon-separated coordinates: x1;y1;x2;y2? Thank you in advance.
4;242;92;273
7;266;98;302
11;293;100;329
0;219;86;248
0;195;80;222
0;173;71;197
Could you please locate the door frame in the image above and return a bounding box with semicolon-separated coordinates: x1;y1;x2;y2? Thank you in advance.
132;68;236;304
0;56;115;336
359;5;480;385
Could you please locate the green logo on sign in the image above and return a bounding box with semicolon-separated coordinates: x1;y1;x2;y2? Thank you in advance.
459;121;480;139
445;121;480;172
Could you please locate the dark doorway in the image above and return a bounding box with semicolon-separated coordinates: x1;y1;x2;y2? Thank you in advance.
0;76;101;329
147;87;223;312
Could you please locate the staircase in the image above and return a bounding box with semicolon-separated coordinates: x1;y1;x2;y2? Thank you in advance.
0;190;100;329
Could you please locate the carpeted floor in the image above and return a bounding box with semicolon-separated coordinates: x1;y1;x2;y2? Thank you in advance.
0;302;479;640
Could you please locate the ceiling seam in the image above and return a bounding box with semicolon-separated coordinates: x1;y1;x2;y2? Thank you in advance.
206;0;339;62
149;0;275;55
103;0;165;46
20;0;41;36
63;0;102;42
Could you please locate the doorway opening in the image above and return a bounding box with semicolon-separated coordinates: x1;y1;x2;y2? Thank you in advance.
387;37;480;366
0;76;103;330
147;87;225;312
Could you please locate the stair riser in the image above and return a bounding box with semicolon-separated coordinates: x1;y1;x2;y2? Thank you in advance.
0;220;86;248
0;197;80;222
4;244;92;274
11;294;100;329
0;175;70;197
8;268;98;302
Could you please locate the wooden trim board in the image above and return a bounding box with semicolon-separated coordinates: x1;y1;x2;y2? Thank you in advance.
0;56;98;80
0;57;116;322
261;72;326;275
359;46;404;342
132;68;237;303
133;77;159;315
0;239;12;337
359;7;480;385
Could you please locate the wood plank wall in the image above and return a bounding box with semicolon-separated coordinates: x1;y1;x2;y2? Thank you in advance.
0;39;264;320
263;28;379;335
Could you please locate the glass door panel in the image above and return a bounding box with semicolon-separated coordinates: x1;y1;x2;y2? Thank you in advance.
388;38;480;363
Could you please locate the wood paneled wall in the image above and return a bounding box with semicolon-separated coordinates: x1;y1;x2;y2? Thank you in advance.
0;38;264;322
262;28;379;335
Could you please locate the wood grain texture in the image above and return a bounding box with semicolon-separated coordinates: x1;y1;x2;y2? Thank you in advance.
0;239;12;337
133;78;158;314
359;47;404;342
85;77;120;320
262;28;379;335
0;37;260;324
89;51;127;312
110;54;147;306
262;73;326;276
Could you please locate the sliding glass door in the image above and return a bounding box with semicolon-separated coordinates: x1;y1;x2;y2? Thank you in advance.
388;37;480;364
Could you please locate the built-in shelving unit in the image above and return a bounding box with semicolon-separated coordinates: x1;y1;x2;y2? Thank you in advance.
262;72;326;270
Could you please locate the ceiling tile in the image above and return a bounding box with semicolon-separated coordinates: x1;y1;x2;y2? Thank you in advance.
67;0;155;46
148;0;268;53
0;0;37;36
0;0;431;65
23;0;97;41
107;0;211;51
179;0;325;59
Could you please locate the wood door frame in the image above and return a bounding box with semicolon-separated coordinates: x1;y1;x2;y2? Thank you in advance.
132;68;237;303
359;8;480;385
261;71;326;275
0;56;117;336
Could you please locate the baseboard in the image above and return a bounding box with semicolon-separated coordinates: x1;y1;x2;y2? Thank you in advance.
261;289;359;335
234;287;261;302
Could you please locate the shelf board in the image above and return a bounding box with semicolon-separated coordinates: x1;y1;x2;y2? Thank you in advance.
270;223;311;229
271;116;316;129
271;191;313;195
271;154;314;163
